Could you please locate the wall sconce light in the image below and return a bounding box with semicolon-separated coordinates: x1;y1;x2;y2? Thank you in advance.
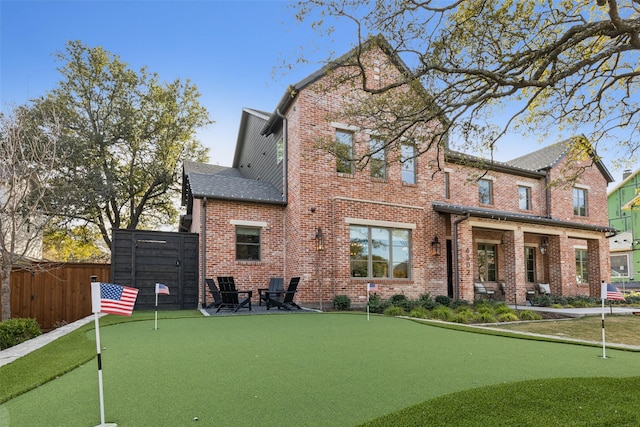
431;236;441;256
540;236;549;255
315;227;324;251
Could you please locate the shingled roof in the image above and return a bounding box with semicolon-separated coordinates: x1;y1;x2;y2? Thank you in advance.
183;160;284;205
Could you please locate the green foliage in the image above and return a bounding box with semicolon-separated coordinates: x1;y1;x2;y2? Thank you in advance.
518;310;543;321
452;311;475;324
333;294;351;310
494;303;514;316
532;294;552;307
36;40;212;248
450;299;470;309
475;311;498;323
43;224;109;262
0;318;42;350
418;293;436;309
434;295;450;306
408;306;430;319
383;306;406;317
497;312;520;322
429;306;454;322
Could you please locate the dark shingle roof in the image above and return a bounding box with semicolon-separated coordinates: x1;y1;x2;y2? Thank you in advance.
184;162;284;205
506;140;569;170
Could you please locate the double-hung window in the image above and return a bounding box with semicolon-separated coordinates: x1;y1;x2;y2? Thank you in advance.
236;227;261;261
401;144;416;184
573;187;587;216
478;179;493;205
350;225;410;278
370;138;386;179
518;186;531;210
335;130;354;174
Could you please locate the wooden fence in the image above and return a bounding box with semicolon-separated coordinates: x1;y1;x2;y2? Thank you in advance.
4;262;111;331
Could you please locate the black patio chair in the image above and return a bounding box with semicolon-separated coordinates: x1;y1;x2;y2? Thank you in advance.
258;277;284;306
205;278;223;309
266;277;301;310
216;276;252;313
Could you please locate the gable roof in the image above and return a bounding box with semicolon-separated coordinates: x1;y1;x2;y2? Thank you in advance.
608;168;640;195
506;138;614;183
183;160;285;205
261;34;417;137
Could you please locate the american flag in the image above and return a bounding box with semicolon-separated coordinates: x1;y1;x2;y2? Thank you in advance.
155;283;170;295
99;283;139;316
606;284;626;301
367;282;378;292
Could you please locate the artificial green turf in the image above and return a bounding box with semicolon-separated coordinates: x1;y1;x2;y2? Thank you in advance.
1;312;639;426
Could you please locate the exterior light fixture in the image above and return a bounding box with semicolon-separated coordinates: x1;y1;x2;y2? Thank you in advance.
315;227;324;251
540;236;549;255
431;236;441;256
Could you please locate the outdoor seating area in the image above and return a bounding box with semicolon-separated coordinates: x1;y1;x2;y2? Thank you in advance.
474;282;495;300
205;276;303;315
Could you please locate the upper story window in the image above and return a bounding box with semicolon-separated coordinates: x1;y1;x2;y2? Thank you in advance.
518;186;531;210
370;138;386;180
335;130;354;174
236;227;261;261
444;171;450;199
401;144;416;184
573;187;587;216
478;179;493;205
350;225;411;279
276;137;284;164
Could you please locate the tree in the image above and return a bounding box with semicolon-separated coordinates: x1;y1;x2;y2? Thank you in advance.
294;0;640;172
43;224;110;263
0;105;65;320
35;41;211;249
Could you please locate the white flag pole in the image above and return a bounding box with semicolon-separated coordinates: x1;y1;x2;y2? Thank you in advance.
366;283;370;321
154;283;159;331
600;280;607;359
91;280;117;427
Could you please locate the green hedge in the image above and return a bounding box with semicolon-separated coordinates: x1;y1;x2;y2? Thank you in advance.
0;318;42;350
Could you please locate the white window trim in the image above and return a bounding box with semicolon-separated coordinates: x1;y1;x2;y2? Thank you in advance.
345;218;416;230
230;220;267;228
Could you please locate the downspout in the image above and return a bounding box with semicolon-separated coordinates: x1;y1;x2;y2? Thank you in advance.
452;213;470;300
276;108;288;279
544;170;551;218
200;197;207;308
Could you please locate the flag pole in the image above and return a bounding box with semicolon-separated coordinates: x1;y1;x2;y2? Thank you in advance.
91;279;117;427
366;283;370;321
601;280;607;359
154;283;159;330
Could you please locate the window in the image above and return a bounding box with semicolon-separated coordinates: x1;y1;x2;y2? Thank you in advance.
236;227;260;261
575;249;589;284
478;179;493;205
611;254;630;278
524;247;536;283
477;244;496;282
401;144;416;184
573;187;587;216
276;137;284;163
370;138;386;179
444;171;450;199
350;225;410;278
518;186;531;210
335;130;354;174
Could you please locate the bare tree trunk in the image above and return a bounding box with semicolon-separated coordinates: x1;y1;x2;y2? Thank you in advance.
1;250;12;320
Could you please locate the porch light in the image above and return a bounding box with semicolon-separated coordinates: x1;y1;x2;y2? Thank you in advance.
431;236;441;256
315;227;324;251
540;236;549;255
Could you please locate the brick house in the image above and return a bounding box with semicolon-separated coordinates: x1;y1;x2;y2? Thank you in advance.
181;37;615;308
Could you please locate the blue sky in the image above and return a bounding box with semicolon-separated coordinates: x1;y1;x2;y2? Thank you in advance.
0;1;632;184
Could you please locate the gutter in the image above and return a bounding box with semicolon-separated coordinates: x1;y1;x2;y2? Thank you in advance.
276;108;288;203
200;197;207;308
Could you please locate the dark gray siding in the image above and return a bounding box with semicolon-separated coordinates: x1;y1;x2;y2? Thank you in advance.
236;112;283;195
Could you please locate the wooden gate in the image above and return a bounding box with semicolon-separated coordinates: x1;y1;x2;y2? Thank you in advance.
111;229;199;310
9;262;111;331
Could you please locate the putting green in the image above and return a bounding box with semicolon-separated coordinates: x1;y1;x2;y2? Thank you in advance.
1;313;637;426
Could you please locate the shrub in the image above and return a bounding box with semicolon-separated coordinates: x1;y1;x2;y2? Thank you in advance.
434;295;450;306
333;295;351;310
518;310;543;321
532;294;552;307
452;311;475;324
494;303;514;315
497;312;520;322
430;306;454;321
418;293;436;310
408;306;430;319
475;312;498;323
383;306;407;317
0;318;42;350
450;299;470;309
389;294;415;311
475;304;495;315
